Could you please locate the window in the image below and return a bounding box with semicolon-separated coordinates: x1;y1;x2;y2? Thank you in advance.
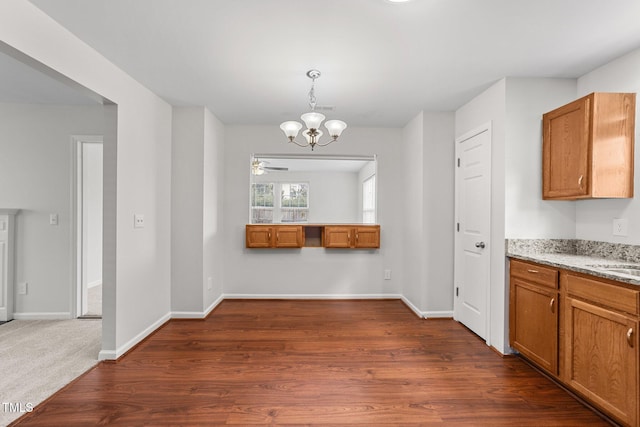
251;182;309;223
362;175;376;224
280;183;309;223
251;183;274;223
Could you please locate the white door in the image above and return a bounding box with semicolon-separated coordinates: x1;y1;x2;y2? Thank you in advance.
454;123;491;340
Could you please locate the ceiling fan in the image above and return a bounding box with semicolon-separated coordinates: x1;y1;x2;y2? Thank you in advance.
251;158;288;175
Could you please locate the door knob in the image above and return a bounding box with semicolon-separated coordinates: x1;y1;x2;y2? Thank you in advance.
475;242;486;249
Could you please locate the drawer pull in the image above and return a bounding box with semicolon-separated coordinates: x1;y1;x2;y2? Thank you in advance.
527;269;539;274
549;298;555;314
627;328;634;347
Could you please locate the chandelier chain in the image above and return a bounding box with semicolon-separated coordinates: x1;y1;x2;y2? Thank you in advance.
308;78;317;111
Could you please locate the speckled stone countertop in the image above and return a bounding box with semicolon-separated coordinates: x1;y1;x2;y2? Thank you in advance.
506;239;640;286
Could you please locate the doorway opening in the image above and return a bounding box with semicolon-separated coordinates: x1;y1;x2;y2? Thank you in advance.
74;136;103;318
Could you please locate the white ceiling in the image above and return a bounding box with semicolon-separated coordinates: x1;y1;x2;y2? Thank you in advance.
17;0;640;127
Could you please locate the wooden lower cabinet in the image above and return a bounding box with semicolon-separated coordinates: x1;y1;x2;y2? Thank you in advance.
509;260;559;375
510;260;640;426
245;225;303;248
562;273;639;427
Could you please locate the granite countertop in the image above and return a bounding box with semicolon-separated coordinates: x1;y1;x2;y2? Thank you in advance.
506;239;640;286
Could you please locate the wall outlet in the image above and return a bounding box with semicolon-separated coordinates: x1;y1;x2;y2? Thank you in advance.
384;269;391;280
613;218;628;236
134;214;145;229
49;213;58;226
17;282;28;295
207;277;213;290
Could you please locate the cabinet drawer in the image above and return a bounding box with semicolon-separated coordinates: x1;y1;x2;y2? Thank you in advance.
564;273;639;316
510;259;558;289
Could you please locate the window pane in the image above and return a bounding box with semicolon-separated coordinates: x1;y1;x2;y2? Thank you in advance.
362;175;376;224
251;183;274;207
281;183;308;208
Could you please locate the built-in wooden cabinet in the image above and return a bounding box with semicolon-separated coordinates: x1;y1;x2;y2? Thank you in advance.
509;260;559;375
509;258;640;426
542;92;635;200
323;225;380;249
246;224;380;249
245;225;303;248
562;273;639;427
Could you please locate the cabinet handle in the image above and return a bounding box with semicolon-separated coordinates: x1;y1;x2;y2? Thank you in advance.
356;233;359;241
549;298;555;313
627;328;634;347
347;233;350;240
276;232;279;242
578;175;584;188
527;269;539;274
268;232;271;239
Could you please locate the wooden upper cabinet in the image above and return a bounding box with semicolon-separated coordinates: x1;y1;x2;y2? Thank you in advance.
245;225;303;248
273;225;304;248
324;225;380;249
542;92;636;200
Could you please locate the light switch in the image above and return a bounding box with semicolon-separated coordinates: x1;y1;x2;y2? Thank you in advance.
49;214;58;226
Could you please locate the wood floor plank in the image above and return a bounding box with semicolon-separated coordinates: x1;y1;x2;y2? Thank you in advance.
11;299;611;426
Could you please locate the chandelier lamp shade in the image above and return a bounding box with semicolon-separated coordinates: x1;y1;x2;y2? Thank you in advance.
280;69;347;151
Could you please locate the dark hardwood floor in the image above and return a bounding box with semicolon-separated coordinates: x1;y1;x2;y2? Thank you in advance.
12;299;610;426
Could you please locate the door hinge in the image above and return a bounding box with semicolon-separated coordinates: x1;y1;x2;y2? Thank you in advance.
457;158;460;167
456;287;459;297
456;222;460;232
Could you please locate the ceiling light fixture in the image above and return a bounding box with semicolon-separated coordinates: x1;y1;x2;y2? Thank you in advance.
280;69;347;151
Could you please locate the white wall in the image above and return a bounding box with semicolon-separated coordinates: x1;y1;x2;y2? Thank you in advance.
575;48;640;245
504;78;577;238
401;111;455;317
422;112;455;314
224;125;403;297
202;107;225;310
455;79;507;352
0;103;103;316
172;106;225;316
401;113;425;312
0;0;173;359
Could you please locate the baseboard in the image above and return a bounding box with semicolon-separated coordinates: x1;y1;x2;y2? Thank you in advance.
400;296;425;318
12;312;72;320
98;311;171;361
399;297;454;319
223;293;403;300
171;294;224;319
423;310;454;319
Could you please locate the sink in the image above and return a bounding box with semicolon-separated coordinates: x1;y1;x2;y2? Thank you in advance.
588;264;640;277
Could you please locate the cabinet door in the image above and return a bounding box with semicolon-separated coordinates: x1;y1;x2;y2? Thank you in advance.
354;226;380;248
543;95;590;199
510;278;558;374
564;297;638;426
245;225;273;248
323;226;353;248
274;225;303;248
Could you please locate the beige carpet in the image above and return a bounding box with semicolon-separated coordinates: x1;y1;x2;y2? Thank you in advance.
0;319;101;426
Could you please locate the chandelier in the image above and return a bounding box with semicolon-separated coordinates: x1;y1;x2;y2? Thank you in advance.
279;69;347;151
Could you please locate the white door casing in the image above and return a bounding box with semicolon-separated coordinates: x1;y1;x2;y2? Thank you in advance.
454;123;491;340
